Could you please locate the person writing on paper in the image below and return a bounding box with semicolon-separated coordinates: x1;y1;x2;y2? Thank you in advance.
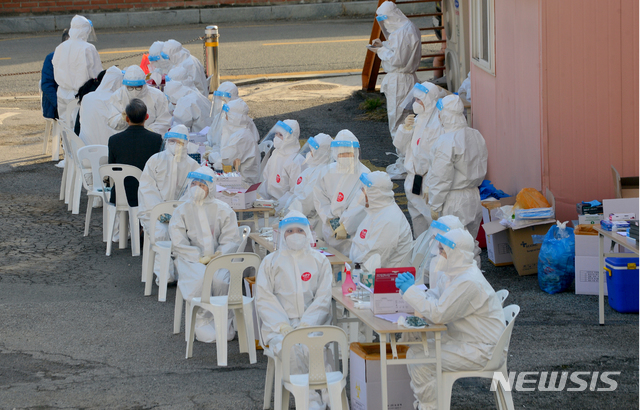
395;229;505;410
349;171;413;269
169;167;241;342
138;125;200;283
255;211;333;410
164;79;213;133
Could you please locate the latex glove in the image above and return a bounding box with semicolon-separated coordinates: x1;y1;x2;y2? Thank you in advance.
198;251;222;265
334;223;348;240
372;38;383;47
395;272;415;294
157;213;172;223
296;322;310;329
279;323;295;336
208;152;222;168
403;114;416;130
430;209;440;221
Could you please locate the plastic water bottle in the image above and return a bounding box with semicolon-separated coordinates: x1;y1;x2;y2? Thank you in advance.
352;263;362;285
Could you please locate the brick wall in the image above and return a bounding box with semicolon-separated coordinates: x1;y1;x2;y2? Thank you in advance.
0;0;306;15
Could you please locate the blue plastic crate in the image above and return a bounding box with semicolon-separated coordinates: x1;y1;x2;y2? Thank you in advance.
604;257;639;313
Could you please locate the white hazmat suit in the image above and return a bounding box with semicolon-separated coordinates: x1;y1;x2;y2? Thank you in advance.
78;66;123;146
399;229;505;410
411;215;463;287
313;130;370;256
349;171;413;269
162;39;208;96
255;211;333;410
52;15;102;129
147;41;171;85
396;82;444;237
107;65;172;135
427;95;487;242
374;1;421;138
169;167;241;342
164;80;213;133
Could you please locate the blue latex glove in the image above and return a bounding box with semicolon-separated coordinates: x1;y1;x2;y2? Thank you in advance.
395;272;415;294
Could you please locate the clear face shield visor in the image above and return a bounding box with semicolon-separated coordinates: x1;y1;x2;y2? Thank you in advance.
276;216;313;251
210;90;232;116
428;232;457;275
400;82;431;113
331;140;360;174
260;120;294;145
297;136;319;160
376;14;391;39
421;220;452;272
178;171;215;201
86;19;98;42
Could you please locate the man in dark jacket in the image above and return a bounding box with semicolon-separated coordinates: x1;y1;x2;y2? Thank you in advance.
108;98;163;206
41;29;69;120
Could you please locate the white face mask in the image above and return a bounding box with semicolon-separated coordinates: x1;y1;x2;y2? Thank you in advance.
285;233;308;251
413;101;426;115
434;251;448;273
273;137;284;149
190;185;207;206
336;157;354;174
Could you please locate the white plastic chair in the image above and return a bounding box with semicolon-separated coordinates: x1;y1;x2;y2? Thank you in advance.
142;201;183;302
99;164;143;257
496;289;509;307
237;225;251;253
67;132;89;214
185;253;261;366
256;299;278;409
42;118;61;160
59;127;75;203
77;145;108;236
277;326;349;410
440;304;520;410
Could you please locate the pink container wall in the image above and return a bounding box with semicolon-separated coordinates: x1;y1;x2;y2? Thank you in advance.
542;0;639;222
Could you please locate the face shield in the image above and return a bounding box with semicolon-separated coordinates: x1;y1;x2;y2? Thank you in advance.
260;120;294;149
331;139;360;174
422;219;452;275
376;14;390;39
297;136;318;160
400;82;432;113
86;19;97;42
428;232;457;275
179;171;216;206
162;130;188;161
222;100;249;128
123;65;147;99
277;214;313;252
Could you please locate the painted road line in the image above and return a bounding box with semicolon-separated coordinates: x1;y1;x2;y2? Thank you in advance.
98;49;148;55
221;68;360;80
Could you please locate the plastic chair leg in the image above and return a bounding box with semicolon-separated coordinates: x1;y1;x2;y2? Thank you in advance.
129;208;140;256
65;161;74;206
280;387;292;410
72;171;82;214
102;204;108;242
273;361;284;410
263;356;275;409
441;376;455;410
52;122;60;161
157;249;170;302
184;300;191;341
173;287;184;334
185;305;198;359
213;306;228;366
236;307;248;354
119;210;128;250
42;120;51;155
105;206;117;256
500;387;515;410
326;381;344;410
84;196;93;236
59;159;67;201
141;231;150;282
144;247;156;297
242;305;257;364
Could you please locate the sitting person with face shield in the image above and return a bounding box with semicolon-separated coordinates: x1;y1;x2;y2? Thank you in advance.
283;133;333;236
147;41;171;86
255;211;333;410
258;120;306;208
313;130;371;256
138;125;200;283
164;79;212;133
395;82;444;237
162;39;208;96
395;228;506;410
206;81;260;150
207;100;260;185
349;171;413;270
107;65;172;136
169;167;242;342
427;95;488;261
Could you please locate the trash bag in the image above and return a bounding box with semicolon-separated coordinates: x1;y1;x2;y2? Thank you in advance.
514;188;551;210
536;221;575;294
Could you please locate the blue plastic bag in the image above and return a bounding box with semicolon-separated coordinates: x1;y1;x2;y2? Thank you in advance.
536;221;575;294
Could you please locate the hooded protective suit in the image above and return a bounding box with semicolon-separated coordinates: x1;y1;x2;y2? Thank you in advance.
258;119;306;205
349;171;413;269
52;15;103;129
164;79;213;133
208;99;260;185
313;130;370;256
400;229;505;410
169;167;241;342
162;40;208;96
396;82;444;237
78;66;122;145
147;41;171;85
427;95;487;242
284;133;333;236
255;211;333;410
107;65;172;135
374;1;421;137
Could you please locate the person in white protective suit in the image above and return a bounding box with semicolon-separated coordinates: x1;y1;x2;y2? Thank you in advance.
107;65;172;136
169;167;242;342
411;215;464;287
370;1;421;138
283;133;333;236
52;15;102;130
395;82;444;237
138;125;200;282
395;228;505;410
258;120;306;207
207;100;260;185
78;66;123;146
164;79;212;133
349;171;413;269
162;39;208;96
207;82;260;149
457;72;471;102
147;41;171;86
427;95;487;250
255;211;333;410
313;130;371;256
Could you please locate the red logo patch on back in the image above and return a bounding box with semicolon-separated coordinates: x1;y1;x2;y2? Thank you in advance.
336;192;344;202
417;138;421;145
360;229;367;239
276;174;281;183
297;176;303;185
301;272;312;281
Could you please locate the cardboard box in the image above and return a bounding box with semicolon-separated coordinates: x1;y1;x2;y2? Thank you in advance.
481;196;516;266
611;165;639;198
215;182;260;210
575;256;608;295
216;173;245;189
370;268;415;315
350;343;414;410
575;234;600;257
578;214;603;225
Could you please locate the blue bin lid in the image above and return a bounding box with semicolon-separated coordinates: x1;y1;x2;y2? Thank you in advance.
605;257;639;269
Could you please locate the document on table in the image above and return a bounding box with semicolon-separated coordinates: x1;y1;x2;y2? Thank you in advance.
375;312;408;323
317;250;334;256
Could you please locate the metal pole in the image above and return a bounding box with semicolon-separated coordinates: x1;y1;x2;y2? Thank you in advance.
204;25;220;93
